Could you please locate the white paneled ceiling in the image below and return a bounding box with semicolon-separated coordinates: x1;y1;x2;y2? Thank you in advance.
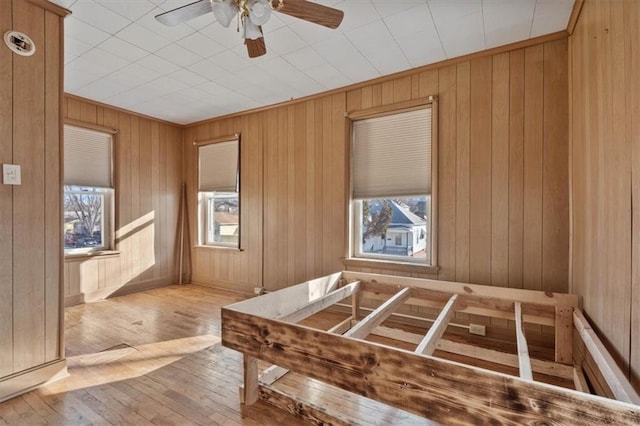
52;0;575;125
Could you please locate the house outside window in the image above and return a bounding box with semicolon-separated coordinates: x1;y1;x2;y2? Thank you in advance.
63;125;114;254
350;100;436;266
197;135;240;248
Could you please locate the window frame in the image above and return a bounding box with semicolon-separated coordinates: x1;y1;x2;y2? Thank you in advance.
63;186;114;255
63;122;116;257
195;133;241;250
199;191;240;248
347;97;438;270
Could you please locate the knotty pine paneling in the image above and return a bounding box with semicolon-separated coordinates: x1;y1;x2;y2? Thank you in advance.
186;38;569;297
569;0;639;391
62;96;183;304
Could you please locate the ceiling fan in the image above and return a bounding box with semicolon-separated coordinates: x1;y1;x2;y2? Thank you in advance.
155;0;344;58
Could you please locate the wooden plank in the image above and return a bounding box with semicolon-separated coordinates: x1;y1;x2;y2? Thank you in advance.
12;0;46;372
436;65;457;281
259;384;354;426
0;0;13;378
259;365;290;386
573;310;640;405
508;49;525;289
491;52;510;287
468;56;492;285
455;62;471;283
542;39;570;294
44;10;61;363
222;309;640;425
371;325;573;380
573;367;590;394
415;294;458;356
626;0;640;392
277;281;360;323
515;302;533;381
344;288;411;339
522;44;544;291
242;355;259;405
555;305;573;364
226;272;342;318
346;271;578;308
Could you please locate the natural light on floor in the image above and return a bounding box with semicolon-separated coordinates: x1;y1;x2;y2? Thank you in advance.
39;335;220;395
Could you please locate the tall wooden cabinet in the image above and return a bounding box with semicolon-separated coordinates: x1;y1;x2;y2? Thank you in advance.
0;0;69;401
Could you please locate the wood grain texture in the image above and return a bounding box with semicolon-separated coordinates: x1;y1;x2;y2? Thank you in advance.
222;308;640;425
44;10;62;363
523;45;544;291
12;0;46;372
62;96;183;303
569;0;638;392
469;57;492;286
1;284;430;426
185;39;569;297
0;0;14;378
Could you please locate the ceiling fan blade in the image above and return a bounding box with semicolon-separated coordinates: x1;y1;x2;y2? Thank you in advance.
155;0;213;26
246;37;267;58
276;0;344;29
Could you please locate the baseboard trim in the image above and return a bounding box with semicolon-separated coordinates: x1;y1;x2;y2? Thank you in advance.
0;359;68;403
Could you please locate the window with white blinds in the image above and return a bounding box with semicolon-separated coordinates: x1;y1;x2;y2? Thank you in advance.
64;125;113;188
352;107;432;200
198;139;239;192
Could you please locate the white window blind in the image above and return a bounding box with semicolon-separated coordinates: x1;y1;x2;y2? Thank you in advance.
64;125;113;188
352;107;432;200
198;139;239;192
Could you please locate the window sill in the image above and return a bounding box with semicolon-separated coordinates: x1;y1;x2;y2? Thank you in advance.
343;257;439;275
64;250;120;261
194;245;243;252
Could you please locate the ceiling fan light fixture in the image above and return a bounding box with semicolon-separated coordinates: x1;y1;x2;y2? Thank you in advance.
247;0;272;26
211;0;238;28
243;18;263;40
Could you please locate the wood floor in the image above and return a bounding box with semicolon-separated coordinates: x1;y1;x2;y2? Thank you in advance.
0;284;427;425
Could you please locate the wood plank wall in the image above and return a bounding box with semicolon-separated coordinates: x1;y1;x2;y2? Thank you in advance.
183;94;346;293
185;38;569;295
0;0;64;379
569;0;640;391
62;97;184;305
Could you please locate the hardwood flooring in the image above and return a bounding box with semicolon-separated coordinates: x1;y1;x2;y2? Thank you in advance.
0;284;427;425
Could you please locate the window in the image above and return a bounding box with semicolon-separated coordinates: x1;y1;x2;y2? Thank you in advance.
63;125;114;254
350;101;436;266
197;135;240;248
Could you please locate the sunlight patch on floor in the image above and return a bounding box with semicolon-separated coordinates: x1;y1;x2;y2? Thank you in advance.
40;335;220;395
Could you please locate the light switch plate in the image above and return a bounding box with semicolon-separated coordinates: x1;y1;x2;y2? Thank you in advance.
2;164;21;185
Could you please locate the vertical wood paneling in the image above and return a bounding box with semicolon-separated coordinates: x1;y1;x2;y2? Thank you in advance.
455;62;471;283
543;40;570;293
570;0;638;391
44;11;61;362
469;57;492;285
523;45;544;291
508;50;525;289
436;66;457;282
0;0;13;377
186;39;569;301
12;0;46;371
624;0;640;391
62;98;183;302
491;53;510;287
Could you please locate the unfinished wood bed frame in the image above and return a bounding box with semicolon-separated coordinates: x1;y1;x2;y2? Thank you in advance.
221;271;640;425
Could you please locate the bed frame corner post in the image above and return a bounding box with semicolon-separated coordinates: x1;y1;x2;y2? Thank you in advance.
242;355;259;405
555;304;574;364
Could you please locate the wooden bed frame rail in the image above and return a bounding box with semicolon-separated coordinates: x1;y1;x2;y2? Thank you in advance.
221;271;640;425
